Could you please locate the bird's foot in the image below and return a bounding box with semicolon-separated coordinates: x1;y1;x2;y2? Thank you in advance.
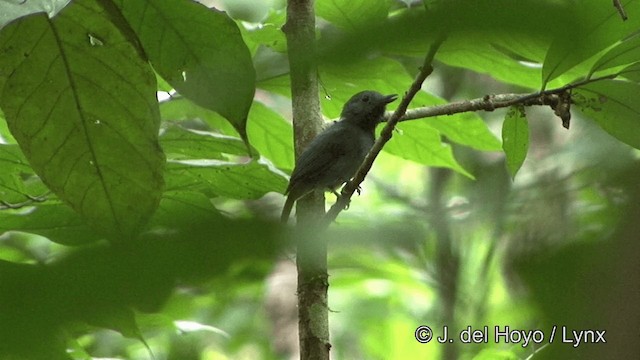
341;196;351;210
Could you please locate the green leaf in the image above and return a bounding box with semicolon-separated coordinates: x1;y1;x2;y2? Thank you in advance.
437;32;546;90
383;121;473;178
0;145;49;207
619;62;640;82
414;107;501;152
0;203;101;246
160;97;239;137
0;1;165;239
502;106;529;179
0;108;16;143
247;101;294;170
113;0;256;149
574;80;640;150
151;191;222;229
165;159;288;199
160;124;249;160
542;0;640;87
590;33;640;77
0;144;31;203
242;23;287;54
316;0;390;30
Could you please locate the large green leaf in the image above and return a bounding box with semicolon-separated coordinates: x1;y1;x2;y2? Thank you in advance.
241;9;287;54
542;0;640;87
384;121;473;178
0;109;16;143
165;159;288;199
574;80;640;149
160;97;239;136
502;106;529;179
0;144;31;203
160;124;249;160
590;33;640;77
0;203;101;246
247;101;294;170
316;0;389;30
113;0;256;149
0;1;164;239
436;32;547;90
151;190;222;229
619;62;640;82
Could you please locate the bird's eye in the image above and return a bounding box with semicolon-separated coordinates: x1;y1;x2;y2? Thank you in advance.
362;95;370;102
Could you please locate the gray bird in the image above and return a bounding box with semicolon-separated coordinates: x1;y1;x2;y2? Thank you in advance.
281;90;397;223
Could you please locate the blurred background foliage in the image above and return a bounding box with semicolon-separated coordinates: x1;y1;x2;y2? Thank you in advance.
0;0;639;359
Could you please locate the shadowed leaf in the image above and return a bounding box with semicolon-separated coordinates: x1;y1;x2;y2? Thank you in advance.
113;0;256;151
0;0;165;239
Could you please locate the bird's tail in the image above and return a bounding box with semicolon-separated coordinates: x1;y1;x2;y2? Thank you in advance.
280;195;295;223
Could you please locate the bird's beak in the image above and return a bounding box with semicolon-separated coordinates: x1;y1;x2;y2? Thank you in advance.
384;94;398;104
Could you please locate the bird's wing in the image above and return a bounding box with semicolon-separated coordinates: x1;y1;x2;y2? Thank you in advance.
291;124;349;182
287;124;355;193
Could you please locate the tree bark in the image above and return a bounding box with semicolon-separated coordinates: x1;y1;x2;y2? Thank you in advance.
283;1;330;359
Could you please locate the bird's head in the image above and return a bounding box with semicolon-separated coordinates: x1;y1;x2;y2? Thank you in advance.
340;91;397;130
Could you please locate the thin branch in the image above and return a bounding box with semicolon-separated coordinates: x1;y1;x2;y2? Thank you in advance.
321;35;446;227
389;73;617;123
613;0;628;21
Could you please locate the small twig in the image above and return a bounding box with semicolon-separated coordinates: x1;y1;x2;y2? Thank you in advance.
613;0;628;21
321;35;447;227
388;73;617;123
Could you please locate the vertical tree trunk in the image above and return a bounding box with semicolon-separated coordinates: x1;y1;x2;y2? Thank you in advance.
282;1;330;359
429;167;459;360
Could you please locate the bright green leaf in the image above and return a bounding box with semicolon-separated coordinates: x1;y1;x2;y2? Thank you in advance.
0;203;101;246
160;97;239;138
418;110;501;152
165;159;288;199
542;0;640;87
502;106;529;179
242;23;287;54
0;144;31;203
247;101;294;170
0;108;16;143
437;32;546;90
574;80;640;150
383;121;473;178
0;1;165;239
151;191;222;229
160;124;249;160
619;62;640;82
113;0;256;148
590;33;640;77
316;0;389;30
